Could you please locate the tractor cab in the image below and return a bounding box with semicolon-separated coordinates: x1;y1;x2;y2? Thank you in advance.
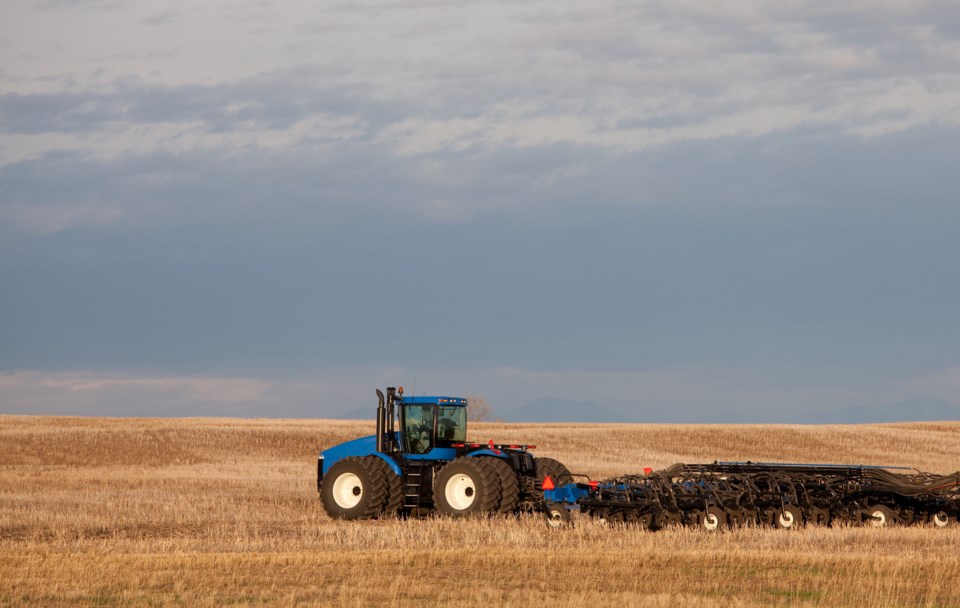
399;396;468;454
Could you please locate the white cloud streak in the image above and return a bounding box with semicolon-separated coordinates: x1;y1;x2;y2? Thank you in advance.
4;363;952;420
3;0;959;165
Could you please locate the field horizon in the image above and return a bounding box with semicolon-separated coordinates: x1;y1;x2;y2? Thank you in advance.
2;415;959;607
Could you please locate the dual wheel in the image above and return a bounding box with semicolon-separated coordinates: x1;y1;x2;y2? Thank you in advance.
434;456;564;517
320;456;402;520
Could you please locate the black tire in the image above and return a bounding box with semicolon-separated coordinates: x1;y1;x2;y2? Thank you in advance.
654;511;683;530
534;456;572;488
808;507;831;526
866;505;896;528
775;504;803;529
472;458;504;510
365;457;403;517
320;457;389;520
739;508;759;527
483;457;520;513
930;510;956;528
543;503;572;528
699;506;726;531
898;509;916;526
434;457;500;517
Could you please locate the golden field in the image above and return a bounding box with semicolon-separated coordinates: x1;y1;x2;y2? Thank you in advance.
2;415;960;607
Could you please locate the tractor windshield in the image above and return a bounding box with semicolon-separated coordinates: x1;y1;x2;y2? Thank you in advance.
436;406;467;445
402;403;468;454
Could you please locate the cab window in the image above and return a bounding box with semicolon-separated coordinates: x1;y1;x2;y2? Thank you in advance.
403;404;435;454
436;406;467;445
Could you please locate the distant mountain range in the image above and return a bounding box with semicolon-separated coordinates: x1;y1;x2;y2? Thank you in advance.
336;396;960;424
788;396;960;424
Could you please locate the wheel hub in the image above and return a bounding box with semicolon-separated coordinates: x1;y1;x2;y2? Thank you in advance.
445;473;477;510
332;472;364;509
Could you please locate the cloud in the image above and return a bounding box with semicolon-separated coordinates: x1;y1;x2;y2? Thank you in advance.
4;2;959;165
0;370;271;416
2;1;959;420
4;363;957;421
0;201;121;235
140;10;180;27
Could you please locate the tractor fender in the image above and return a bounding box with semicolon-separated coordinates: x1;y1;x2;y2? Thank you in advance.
320;435;402;477
465;449;510;459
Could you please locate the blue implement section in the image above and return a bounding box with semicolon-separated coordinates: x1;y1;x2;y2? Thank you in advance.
544;482;591;505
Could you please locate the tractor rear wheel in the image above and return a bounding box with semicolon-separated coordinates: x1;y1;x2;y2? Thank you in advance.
535;457;572;488
483;457;520;513
320;457;389;520
434;457;500;517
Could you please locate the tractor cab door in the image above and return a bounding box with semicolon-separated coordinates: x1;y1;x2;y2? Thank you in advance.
401;404;436;454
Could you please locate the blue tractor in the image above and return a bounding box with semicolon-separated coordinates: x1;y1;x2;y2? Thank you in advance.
317;387;570;519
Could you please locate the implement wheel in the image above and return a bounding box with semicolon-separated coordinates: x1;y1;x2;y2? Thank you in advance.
867;505;895;528
931;511;955;528
808;507;831;526
543;503;572;528
775;505;803;529
320;457;389;520
699;507;726;532
434;457;499;517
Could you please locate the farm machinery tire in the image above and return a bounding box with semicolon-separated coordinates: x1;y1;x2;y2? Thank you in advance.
321;456;390;520
365;456;403;517
483;457;521;513
535;457;572;487
434;457;500;517
543;503;572;527
867;505;896;528
775;505;803;529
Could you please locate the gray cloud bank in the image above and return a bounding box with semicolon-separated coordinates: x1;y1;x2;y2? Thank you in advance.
2;1;959;419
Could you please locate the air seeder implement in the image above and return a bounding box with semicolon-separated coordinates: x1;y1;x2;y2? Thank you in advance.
318;387;960;529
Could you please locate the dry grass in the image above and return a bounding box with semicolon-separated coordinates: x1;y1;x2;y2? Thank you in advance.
2;415;960;607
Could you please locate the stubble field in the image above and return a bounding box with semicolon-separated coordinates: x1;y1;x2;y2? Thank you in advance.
1;415;959;607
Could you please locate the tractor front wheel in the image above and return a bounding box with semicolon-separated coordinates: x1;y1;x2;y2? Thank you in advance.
320;457;389;520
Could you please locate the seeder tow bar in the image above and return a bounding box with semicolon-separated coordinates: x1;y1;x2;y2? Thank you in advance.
541;461;960;530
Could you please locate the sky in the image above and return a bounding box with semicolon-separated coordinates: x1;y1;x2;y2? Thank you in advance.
2;1;960;421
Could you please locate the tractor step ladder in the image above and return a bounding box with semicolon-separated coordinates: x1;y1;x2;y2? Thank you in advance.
403;461;434;509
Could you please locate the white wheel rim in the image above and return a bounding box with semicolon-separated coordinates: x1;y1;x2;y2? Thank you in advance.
704;513;720;531
332;472;363;509
870;509;887;527
547;510;565;527
445;473;477;510
933;512;949;528
778;510;795;528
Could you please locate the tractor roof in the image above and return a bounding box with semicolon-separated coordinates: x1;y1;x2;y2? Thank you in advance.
401;396;468;406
